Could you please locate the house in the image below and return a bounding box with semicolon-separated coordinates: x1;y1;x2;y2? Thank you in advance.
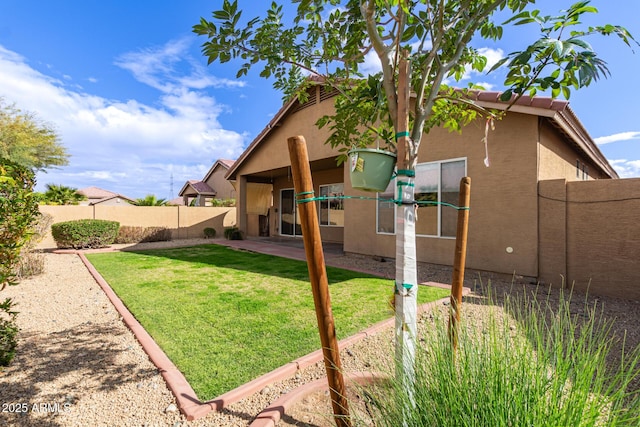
77;186;135;206
178;159;236;206
225;84;618;282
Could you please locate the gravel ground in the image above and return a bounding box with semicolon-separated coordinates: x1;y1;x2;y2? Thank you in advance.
1;239;638;426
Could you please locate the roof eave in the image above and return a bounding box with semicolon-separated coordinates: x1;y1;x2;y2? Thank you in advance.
473;98;618;179
552;107;619;179
225;96;298;181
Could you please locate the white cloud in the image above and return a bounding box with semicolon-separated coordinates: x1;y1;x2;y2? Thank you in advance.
114;38;244;93
477;47;505;71
455;47;505;81
609;159;640;178
0;43;248;198
594;131;640;145
359;49;383;75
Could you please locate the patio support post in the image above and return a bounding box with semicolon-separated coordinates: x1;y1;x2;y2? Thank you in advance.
237;175;248;236
287;135;352;427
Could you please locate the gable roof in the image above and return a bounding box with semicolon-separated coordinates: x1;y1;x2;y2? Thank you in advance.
226;88;618;180
77;186;118;199
77;186;136;204
469;91;617;178
178;179;216;197
202;159;235;183
88;194;136;206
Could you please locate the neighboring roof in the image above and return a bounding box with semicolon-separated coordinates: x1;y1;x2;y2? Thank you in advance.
77;186;136;205
218;159;235;169
178;179;216;197
226;88;618;180
167;197;186;206
77;186;118;199
202;159;236;183
88;194;136;206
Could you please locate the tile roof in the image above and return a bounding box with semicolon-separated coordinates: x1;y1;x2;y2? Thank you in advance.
77;186;118;199
226;87;617;180
187;180;216;195
218;159;235;169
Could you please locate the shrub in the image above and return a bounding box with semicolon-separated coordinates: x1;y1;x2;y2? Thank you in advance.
0;298;18;366
141;227;172;242
224;226;243;240
0;159;39;288
0;159;39;366
115;226;172;244
365;286;640;427
210;198;236;207
203;227;216;238
115;226;146;244
14;212;53;279
51;219;119;249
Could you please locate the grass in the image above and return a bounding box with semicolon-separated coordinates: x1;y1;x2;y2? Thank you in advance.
364;285;640;427
85;244;449;400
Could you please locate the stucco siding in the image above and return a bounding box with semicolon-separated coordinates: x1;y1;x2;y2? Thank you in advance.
343;112;540;277
238;101;337;177
566;179;640;298
205;167;236;200
538;120;607;181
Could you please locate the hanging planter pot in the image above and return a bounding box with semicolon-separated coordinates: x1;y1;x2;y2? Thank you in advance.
348;148;397;192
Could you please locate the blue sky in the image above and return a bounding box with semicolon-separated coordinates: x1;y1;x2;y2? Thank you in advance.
1;1;639;199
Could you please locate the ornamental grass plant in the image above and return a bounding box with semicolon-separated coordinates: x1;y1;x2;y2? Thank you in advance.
364;284;640;427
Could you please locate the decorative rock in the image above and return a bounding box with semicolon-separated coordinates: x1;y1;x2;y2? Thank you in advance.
260;386;271;395
165;403;177;413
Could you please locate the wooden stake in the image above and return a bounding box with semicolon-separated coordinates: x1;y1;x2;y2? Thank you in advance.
449;177;471;354
287;136;351;427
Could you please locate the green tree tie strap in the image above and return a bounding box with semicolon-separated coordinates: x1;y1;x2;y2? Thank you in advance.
396;169;416;177
295;191;316;204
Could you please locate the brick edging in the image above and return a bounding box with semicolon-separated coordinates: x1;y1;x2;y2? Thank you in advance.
77;251;469;421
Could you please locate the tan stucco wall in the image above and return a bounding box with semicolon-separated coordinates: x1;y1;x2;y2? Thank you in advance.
538;120;607;181
232;94;616;280
38;205;236;249
565;178;640;299
205;166;236;200
343;112;541;277
237;102;337;177
538;178;640;300
537;179;568;285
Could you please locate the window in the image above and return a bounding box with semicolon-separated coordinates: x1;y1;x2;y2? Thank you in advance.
377;179;396;234
319;183;344;226
377;158;466;237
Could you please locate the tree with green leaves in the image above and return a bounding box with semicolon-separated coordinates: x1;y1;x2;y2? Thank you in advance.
135;194;168;206
0;158;40;366
0;98;69;172
194;0;636;419
40;184;86;206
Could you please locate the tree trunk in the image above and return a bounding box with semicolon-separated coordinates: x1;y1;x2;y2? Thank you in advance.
394;50;417;404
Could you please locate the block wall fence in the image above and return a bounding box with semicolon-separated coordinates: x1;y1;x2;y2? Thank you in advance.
37;205;237;249
538;178;640;300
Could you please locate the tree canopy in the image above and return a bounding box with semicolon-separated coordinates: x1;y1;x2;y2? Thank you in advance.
0;98;69;172
39;184;86;206
135;194;168;206
194;0;636;165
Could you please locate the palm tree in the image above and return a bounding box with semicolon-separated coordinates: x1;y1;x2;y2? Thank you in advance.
135;194;168;206
42;184;86;205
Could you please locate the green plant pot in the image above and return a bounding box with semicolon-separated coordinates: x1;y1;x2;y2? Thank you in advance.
348;148;397;192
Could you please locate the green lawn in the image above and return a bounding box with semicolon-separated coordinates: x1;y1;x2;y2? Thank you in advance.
86;244;449;400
